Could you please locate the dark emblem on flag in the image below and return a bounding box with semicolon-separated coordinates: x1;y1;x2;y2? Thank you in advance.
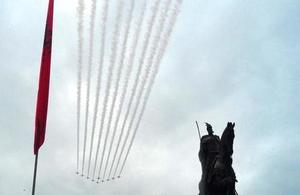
43;27;53;52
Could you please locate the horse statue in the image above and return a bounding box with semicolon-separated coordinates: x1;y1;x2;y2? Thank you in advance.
198;122;237;195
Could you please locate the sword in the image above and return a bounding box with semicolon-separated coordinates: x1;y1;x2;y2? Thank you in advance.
195;121;201;140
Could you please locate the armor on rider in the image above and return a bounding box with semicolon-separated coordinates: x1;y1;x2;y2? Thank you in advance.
199;123;221;195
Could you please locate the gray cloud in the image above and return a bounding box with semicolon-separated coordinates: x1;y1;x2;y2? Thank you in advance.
1;0;300;194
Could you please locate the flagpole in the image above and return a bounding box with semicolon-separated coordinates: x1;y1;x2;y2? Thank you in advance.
32;152;39;195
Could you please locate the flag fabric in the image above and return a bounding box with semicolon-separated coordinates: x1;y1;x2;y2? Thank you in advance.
34;0;54;155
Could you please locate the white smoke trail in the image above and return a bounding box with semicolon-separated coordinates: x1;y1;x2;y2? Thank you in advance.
106;1;148;181
118;0;182;177
112;0;172;178
106;0;147;180
109;0;162;179
93;1;124;182
86;0;109;180
76;0;84;175
81;0;97;176
101;0;136;181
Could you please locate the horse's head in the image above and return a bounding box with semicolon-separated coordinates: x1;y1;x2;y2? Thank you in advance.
221;122;235;160
226;122;235;130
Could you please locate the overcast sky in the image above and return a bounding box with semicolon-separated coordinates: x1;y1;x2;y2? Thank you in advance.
1;0;300;194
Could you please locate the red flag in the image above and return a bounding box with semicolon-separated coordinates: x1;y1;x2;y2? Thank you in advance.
34;0;54;154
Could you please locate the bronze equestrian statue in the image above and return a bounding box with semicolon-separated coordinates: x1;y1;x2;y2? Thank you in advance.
198;122;237;195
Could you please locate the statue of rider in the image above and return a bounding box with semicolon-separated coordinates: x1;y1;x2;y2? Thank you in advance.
198;123;221;195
